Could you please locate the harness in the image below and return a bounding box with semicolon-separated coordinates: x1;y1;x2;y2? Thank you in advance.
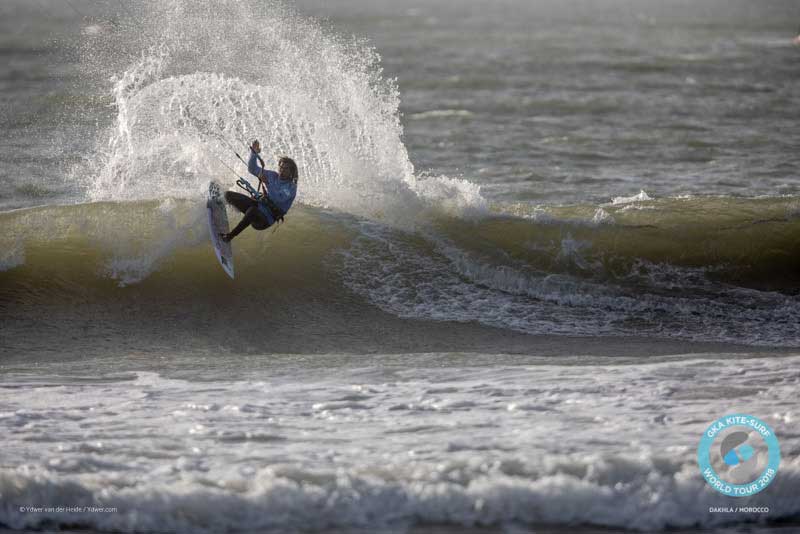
235;177;286;224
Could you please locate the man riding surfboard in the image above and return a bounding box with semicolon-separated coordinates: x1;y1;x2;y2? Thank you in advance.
220;140;298;242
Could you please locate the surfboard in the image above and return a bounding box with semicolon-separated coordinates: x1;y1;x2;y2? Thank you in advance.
207;181;235;279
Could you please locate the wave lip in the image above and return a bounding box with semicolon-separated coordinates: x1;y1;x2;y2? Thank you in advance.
408;109;475;120
611;189;652;205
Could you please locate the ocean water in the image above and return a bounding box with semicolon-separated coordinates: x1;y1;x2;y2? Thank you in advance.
1;0;799;532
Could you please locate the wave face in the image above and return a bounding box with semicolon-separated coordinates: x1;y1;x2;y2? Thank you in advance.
3;195;800;349
343;196;800;347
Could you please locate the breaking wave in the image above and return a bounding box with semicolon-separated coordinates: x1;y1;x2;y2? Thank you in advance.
3;195;800;347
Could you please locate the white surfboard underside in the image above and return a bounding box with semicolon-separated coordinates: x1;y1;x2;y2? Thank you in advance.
207;181;235;279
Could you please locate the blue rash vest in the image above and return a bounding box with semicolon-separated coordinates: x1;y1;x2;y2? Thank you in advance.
248;152;298;225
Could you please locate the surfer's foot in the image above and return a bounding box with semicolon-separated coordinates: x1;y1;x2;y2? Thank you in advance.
220;233;232;243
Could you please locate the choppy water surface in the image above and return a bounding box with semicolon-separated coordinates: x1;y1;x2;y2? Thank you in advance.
2;354;799;532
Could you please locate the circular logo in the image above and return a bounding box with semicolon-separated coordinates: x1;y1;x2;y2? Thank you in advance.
697;414;780;497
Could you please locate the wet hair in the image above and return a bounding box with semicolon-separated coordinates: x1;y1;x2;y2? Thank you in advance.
278;157;298;183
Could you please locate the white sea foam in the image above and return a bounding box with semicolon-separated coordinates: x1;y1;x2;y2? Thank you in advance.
591;207;614;225
1;357;798;532
339;221;800;346
2;457;797;532
611;189;652;205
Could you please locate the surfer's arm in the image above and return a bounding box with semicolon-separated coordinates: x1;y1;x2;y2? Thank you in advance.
248;151;265;180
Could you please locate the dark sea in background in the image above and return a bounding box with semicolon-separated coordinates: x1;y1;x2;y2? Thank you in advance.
1;1;799;532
